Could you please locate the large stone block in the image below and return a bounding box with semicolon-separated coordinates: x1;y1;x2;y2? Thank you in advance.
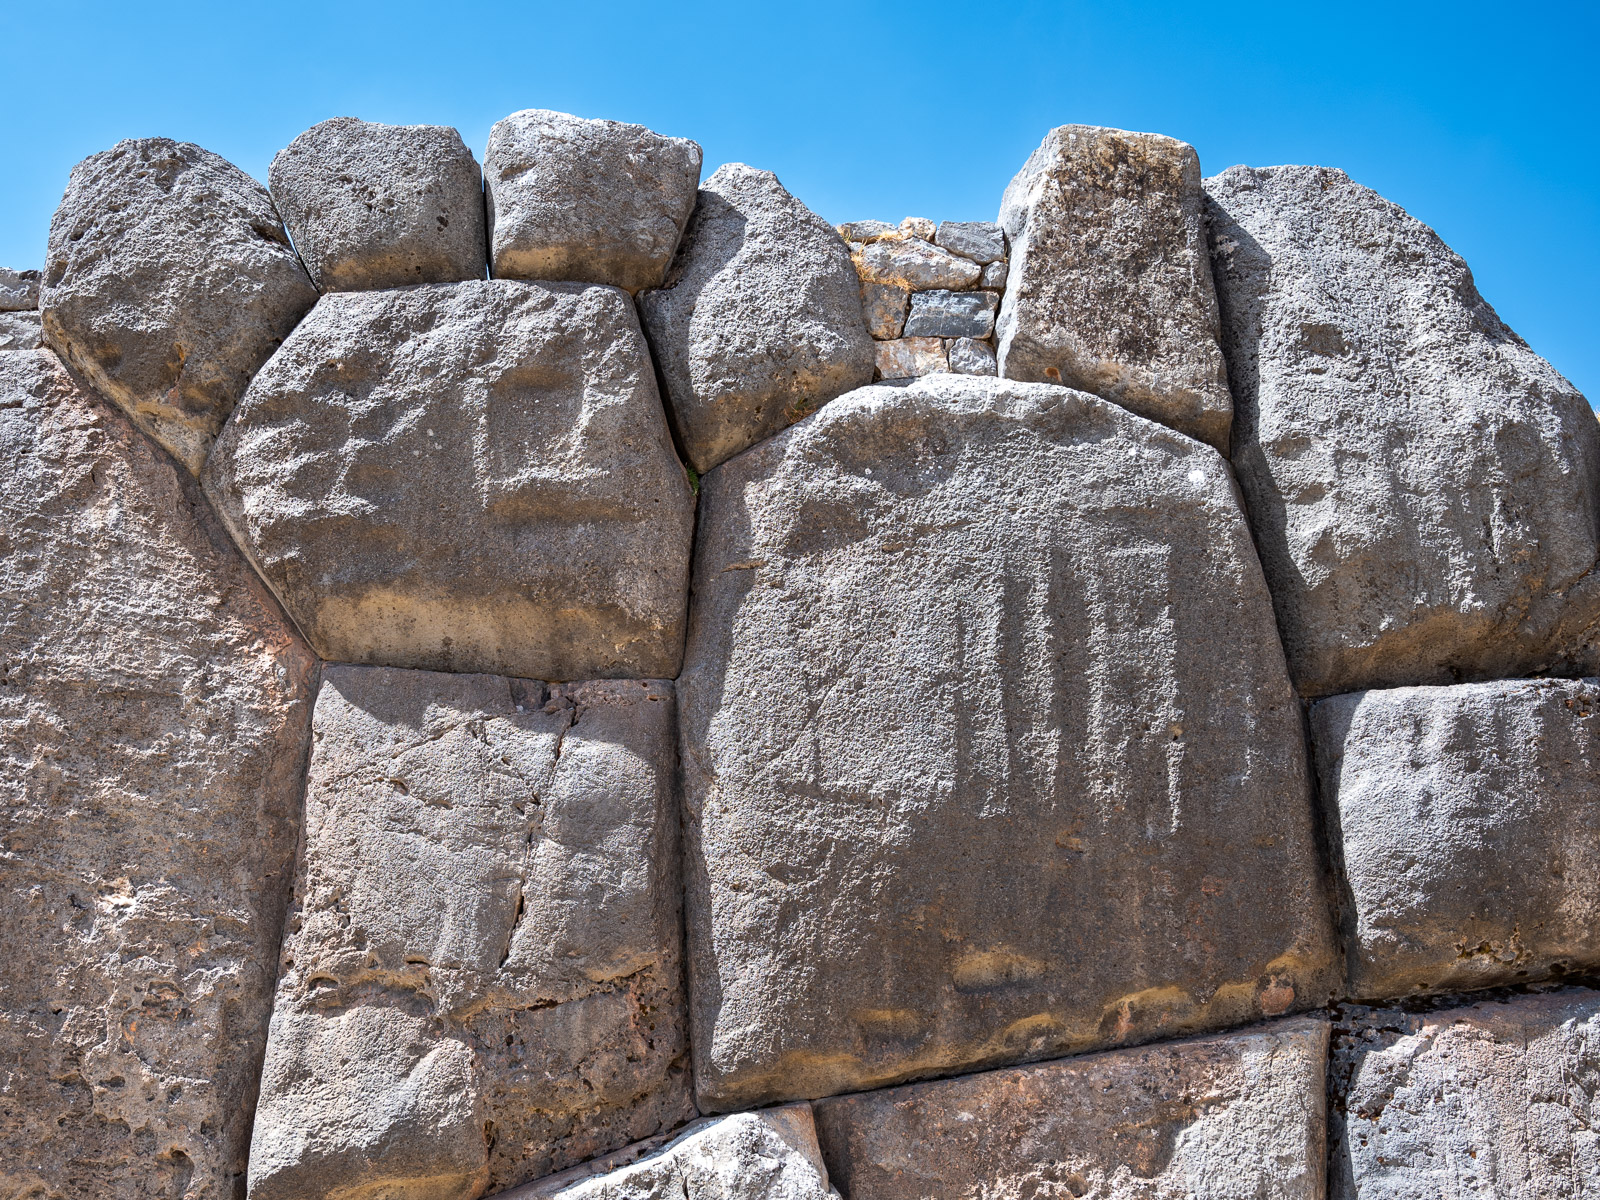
204;279;695;680
852;236;982;292
679;373;1337;1110
0;351;316;1200
41;138;318;474
639;164;876;472
269;117;488;291
996;125;1231;452
814;1017;1328;1200
247;666;693;1200
485;109;701;293
1207;165;1600;697
1311;677;1600;999
1331;990;1600;1199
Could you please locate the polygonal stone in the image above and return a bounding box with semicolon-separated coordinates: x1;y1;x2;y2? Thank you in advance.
639;164;874;472
486;109;701;293
268;117;488;291
0;310;42;351
860;282;908;339
41;138;318;473
997;125;1231;452
0;266;39;310
204;279;695;681
904;289;997;339
0;350;317;1200
948;336;997;376
838;220;896;244
248;667;693;1200
679;373;1337;1110
853;236;982;291
899;217;936;240
873;336;947;379
1207;165;1600;696
935;220;1006;264
979;259;1008;289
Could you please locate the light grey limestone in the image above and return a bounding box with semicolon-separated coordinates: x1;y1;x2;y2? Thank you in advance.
979;259;1008;289
0;310;42;351
873;335;947;379
838;220;895;244
948;336;997;376
852;236;982;292
935;220;1006;264
904;289;997;339
0;266;39;310
860;282;908;340
899;217;935;241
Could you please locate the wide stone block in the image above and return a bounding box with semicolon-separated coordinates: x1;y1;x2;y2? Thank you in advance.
1311;677;1600;999
904;288;997;339
996;125;1231;452
838;219;896;244
204;279;695;681
0;266;39;310
247;666;693;1200
0;310;42;351
41;138;318;473
860;281;908;339
1207;165;1600;697
935;220;1006;264
852;235;981;291
486;109;701;293
679;373;1337;1110
0;351;316;1199
873;335;947;379
269;117;488;291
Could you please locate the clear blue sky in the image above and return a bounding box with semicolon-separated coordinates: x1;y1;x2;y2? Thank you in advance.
3;1;1594;400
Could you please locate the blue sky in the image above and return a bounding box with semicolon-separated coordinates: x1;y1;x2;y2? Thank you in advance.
3;1;1594;399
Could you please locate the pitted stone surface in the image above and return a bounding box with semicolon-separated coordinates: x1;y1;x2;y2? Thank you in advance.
934;220;1006;264
814;1017;1329;1200
903;289;997;339
41;138;318;473
996;125;1231;452
1207;165;1600;697
639;163;874;472
486;109;701;293
248;666;693;1200
873;336;947;379
1311;677;1600;999
0;350;317;1200
269;117;488;291
0;310;42;351
0;266;40;310
852;236;982;292
204;279;694;681
679;373;1336;1110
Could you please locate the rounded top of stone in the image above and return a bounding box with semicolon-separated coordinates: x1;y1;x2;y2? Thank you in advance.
488;107;700;153
272;115;475;162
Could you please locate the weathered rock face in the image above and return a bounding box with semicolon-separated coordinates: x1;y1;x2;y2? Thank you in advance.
814;1017;1328;1200
485;109;701;293
1311;678;1600;999
679;373;1337;1111
0;310;42;351
204;279;695;681
0;266;40;310
1331;990;1600;1199
873;335;947;379
904;289;997;339
852;237;981;291
934;220;1006;264
0;350;317;1200
248;666;693;1200
41;138;318;474
860;282;908;340
1207;165;1600;698
268;117;488;291
996;125;1231;452
948;336;997;376
638;164;875;472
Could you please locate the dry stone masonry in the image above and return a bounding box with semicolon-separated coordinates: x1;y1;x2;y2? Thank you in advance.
2;105;1597;1200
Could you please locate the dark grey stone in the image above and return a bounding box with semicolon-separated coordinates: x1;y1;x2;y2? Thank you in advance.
904;289;998;339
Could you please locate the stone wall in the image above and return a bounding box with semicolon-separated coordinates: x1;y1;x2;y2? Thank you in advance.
2;110;1597;1200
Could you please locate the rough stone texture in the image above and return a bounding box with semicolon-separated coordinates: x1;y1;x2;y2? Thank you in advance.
1331;990;1600;1199
248;666;693;1200
679;373;1337;1110
979;259;1008;289
41;138;318;474
873;336;947;379
1207;165;1600;697
638;164;875;472
948;336;997;376
904;289;998;339
899;217;935;241
997;125;1231;453
860;282;908;340
485;109;701;294
0;266;40;310
0;310;43;351
205;279;695;681
853;236;982;291
268;117;488;292
838;220;895;243
1311;677;1600;1000
0;350;317;1200
935;220;1006;264
814;1017;1329;1200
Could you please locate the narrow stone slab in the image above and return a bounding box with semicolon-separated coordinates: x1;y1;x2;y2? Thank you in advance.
0;310;42;351
247;667;693;1200
680;373;1336;1110
0;266;39;310
948;336;997;376
935;220;1006;264
904;289;997;339
1311;677;1600;999
814;1017;1328;1200
853;236;981;291
205;279;695;680
839;219;896;243
873;335;947;379
860;281;908;339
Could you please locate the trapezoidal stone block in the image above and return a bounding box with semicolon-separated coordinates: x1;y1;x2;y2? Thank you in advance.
996;125;1232;452
41;138;318;474
0;350;317;1200
204;279;695;681
247;666;693;1200
679;373;1338;1110
1207;164;1600;698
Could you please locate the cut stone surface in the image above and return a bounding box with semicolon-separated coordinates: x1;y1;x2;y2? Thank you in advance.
979;259;1008;289
997;125;1231;453
838;220;896;243
1207;165;1600;697
248;666;693;1200
0;266;39;310
205;279;695;681
1331;990;1600;1199
935;220;1006;264
0;310;42;351
486;109;701;293
860;282;908;340
814;1017;1328;1200
873;336;947;379
41;138;318;474
269;117;488;291
638;164;874;472
853;236;982;291
948;336;997;376
0;350;317;1200
679;373;1336;1110
1311;677;1600;999
904;289;998;339
899;217;935;240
